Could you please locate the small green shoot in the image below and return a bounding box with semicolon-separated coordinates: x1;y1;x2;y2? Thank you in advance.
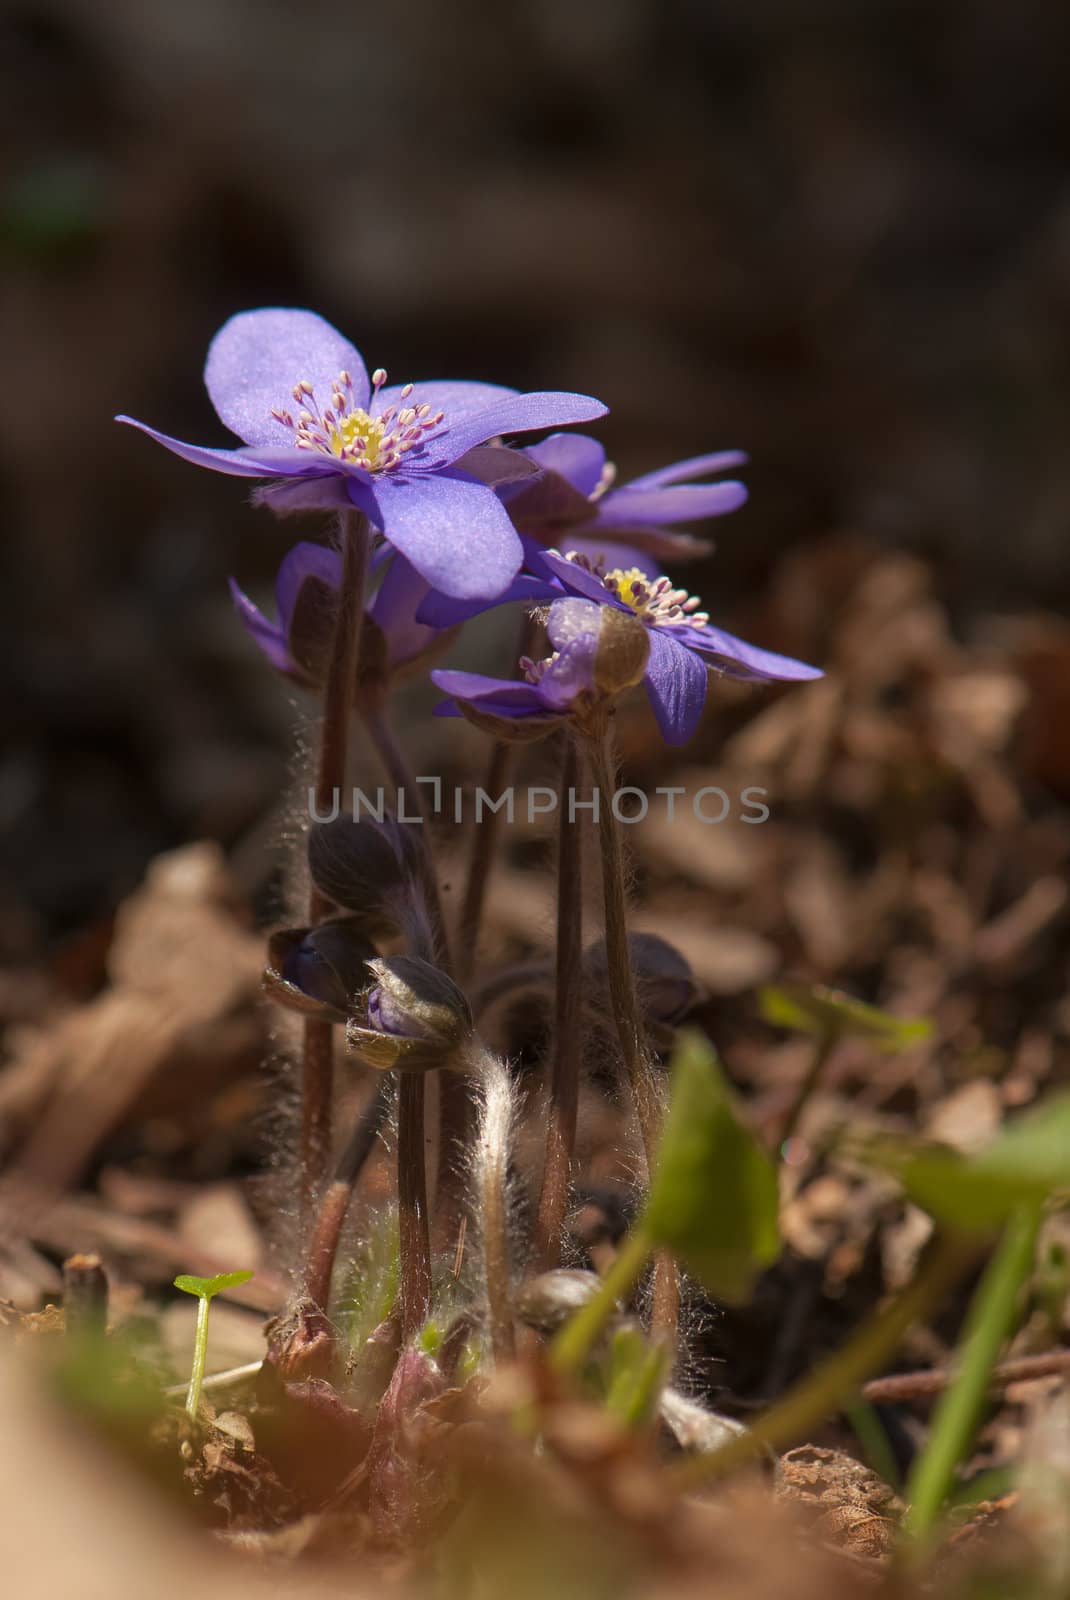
759;983;932;1049
173;1270;254;1423
644;1030;780;1304
603;1325;671;1431
901;1204;1042;1559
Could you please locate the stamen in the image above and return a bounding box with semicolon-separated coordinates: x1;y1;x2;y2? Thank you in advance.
270;364;446;474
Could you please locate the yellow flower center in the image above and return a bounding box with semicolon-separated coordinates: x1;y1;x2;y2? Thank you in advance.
270;367;444;474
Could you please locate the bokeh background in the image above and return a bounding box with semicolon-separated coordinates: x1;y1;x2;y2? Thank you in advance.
4;0;1070;955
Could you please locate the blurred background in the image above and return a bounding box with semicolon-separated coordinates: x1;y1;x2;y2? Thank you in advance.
3;0;1070;953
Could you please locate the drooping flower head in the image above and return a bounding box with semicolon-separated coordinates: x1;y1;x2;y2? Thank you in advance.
427;547;822;746
229;543;451;691
118;309;606;600
502;432;749;573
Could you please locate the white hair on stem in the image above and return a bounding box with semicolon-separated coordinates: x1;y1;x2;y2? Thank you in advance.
469;1046;519;1364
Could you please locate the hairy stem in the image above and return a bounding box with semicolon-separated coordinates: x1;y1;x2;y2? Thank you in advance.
535;733;584;1268
301;509;371;1213
304;1078;393;1314
397;1074;432;1339
587;725;678;1339
474;1051;517;1364
455;738;514;985
362;698;466;1268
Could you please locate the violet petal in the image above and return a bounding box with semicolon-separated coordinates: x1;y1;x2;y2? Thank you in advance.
354;472;523;600
626;450;749;489
523;432;607;496
205;307;370;446
643;629;709;746
419;391;608;471
598;481;748;525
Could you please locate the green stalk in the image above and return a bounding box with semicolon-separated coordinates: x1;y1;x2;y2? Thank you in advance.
901;1205;1041;1555
185;1294;211;1422
550;1227;652;1376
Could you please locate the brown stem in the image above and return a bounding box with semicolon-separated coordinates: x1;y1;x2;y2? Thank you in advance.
587;724;678;1340
361;698;467;1259
397;1074;432;1338
302;510;371;1214
304;1077;393;1314
455;738;514;985
62;1252;108;1338
535;733;584;1269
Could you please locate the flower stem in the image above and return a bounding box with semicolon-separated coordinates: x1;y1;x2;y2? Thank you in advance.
303;1078;393;1315
301;509;371;1214
358;700;442;1338
550;1227;652;1375
185;1294;212;1422
474;1049;517;1364
669;1230;981;1489
901;1205;1041;1557
586;724;678;1340
455;738;514;986
535;733;584;1269
397;1074;432;1339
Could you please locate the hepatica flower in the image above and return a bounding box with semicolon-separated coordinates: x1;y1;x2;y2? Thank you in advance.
430;549;821;746
229;542;448;688
117;308;606;600
503;432;748;572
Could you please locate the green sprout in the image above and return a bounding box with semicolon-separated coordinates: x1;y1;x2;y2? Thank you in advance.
173;1270;254;1422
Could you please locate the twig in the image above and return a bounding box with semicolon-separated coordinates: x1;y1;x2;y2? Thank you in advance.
862;1346;1070;1405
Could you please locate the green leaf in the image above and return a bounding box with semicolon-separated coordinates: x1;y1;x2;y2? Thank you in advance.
861;1092;1070;1231
759;983;931;1049
643;1030;780;1303
173;1269;254;1301
603;1325;670;1430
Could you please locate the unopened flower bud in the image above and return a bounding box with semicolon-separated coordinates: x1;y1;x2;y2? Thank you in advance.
546;597;649;697
263;919;376;1021
585;932;699;1029
347;955;473;1072
514;1269;602;1336
308;817;411;919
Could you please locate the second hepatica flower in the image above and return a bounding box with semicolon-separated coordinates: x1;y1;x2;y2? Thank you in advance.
502;432;749;571
117;308;606;600
429;549;822;746
229;543;449;691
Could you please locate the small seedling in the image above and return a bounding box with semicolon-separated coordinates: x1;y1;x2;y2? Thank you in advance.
173;1270;254;1422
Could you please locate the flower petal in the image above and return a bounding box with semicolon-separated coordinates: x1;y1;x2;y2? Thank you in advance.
643;630;709;746
626;450;748;489
368;553;440;666
523;432;607;496
453;445;541;489
598;481;747;525
421;391;608;470
430;670;545;709
117;417;291;477
228;577;293;673
275;541;342;633
684;624;823;682
569;522;713;563
524;545;631;610
560;536;661;577
415;573;558;629
205;308;369;446
376;380;517;421
353;471;523;600
254;475;355;513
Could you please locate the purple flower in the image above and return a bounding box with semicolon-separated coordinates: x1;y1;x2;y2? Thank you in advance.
429;550;822;746
117;308;606;600
229;543;448;687
502;432;748;573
